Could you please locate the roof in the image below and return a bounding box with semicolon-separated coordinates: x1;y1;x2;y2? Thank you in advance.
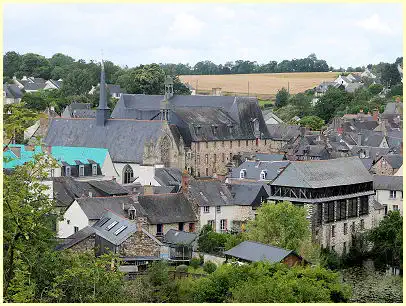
267;124;300;141
373;175;403;191
55;226;95;251
224;241;296;263
231;161;290;181
383;102;402;115
53;177;128;207
92;210;138;246
138;193;197;224
230;183;269;206
188;179;234;207
23;82;45;91
271;157;373;188
76;196;146;220
254;153;286;161
163;229;198;246
106;84;123;94
381;154;403;169
4;83;23;99
262;109;284;124
44;118;171;163
360;158;374;170
154;167;182;187
3;145;42;169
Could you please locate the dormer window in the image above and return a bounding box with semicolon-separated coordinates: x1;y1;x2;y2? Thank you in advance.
65;166;71;177
253;118;259;132
129;208;136;220
212;125;218;135
240;169;247;179
260;170;267;180
92;164;98;176
79;165;85;177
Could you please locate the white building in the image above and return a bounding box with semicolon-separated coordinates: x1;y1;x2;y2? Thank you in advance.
374;175;403;216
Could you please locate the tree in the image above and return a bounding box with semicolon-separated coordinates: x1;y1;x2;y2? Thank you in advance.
62;68;93;96
3;103;38;144
368;211;403;270
368;83;384;95
245;201;310;252
314;87;352;122
275;87;289;107
197;224;227;254
388;83;403;97
380;63;401;87
299;116;325;130
288;93;312;117
20;53;51;79
21;91;50;112
3;51;22;78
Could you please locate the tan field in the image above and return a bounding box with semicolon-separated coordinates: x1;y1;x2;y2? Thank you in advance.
180;72;339;97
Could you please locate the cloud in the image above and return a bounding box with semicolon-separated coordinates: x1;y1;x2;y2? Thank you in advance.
356;14;393;35
168;13;205;38
214;6;236;19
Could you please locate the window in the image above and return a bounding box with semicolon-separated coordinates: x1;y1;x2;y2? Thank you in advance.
220;219;227;232
229;153;233;161
352;221;356;233
205;154;209;164
205;168;209;176
343;223;348;235
214;141;216;148
222;153;225;162
189;223;195;232
343;242;347;254
156;224;163;236
331;225;335;237
384;205;388;215
393;205;399;211
246;140;249;147
256;138;259;146
92;164;98;176
67;219;70;225
98;217;111;227
197;154;200;165
359;196;369;215
238;140;241;147
197;142;200;151
129;209;136;220
336;200;347;221
65;166;71;177
50;169;55;177
213;154;217;163
316;204;323;225
348;198;358;218
106;221;119;231
123;165;133;184
260;170;267;180
360;219;364;230
206;142;208;149
230;141;232;148
208;220;215;230
390;190;397;199
216;206;221;213
79;165;84;177
114;225;127;235
178;222;184;231
74;226;79;233
324;202;335;223
203;206;210;213
240;169;246;179
222;141;225;147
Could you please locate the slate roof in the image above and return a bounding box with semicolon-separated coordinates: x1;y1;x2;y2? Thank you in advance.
267;124;300;141
44;118;171;163
163;229;198;246
154;167;182;187
262;109;284;124
315;81;340;93
271;157;373;188
373;175;403;191
76;195;146;220
350;146;391;161
381;154;403;169
138;193;197;224
360;158;374;171
224;241;297;263
24;82;45;91
4;83;23;99
106;84;123;94
188;179;234;207
230;183;269;205
55;226;95;251
87;180;128;196
383;102;402;115
71;109;96;118
254;153;286;161
231;161;290;181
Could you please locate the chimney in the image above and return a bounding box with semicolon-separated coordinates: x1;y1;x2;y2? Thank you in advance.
136;216;144;232
144;184;154;195
357;132;362;146
372;108;379;121
181;169;189;191
300;126;306;137
96;60;111;126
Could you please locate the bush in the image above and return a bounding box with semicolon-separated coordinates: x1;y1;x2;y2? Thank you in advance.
190;258;201;269
368;83;384;95
275;87;289;107
203;261;217;274
176;265;188;273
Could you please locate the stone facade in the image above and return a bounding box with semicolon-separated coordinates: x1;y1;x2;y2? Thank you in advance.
371;158;399;175
147;221;197;237
119;230;161;257
69;236;96;253
186;139;284;177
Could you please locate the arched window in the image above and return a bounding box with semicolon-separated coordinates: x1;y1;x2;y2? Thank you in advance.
123;165;133;184
160;136;171;167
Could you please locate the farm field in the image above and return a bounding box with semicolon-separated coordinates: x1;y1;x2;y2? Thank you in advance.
180;72;339;97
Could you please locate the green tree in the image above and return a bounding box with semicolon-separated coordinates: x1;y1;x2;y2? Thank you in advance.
3;103;38;144
275;87;289;107
197;224;228;254
314;87;352;122
368;83;384;95
21;91;50;112
20;53;51;79
288;93;312;117
3;51;22;78
368;211;403;270
245;201;310;252
380;63;401;87
388;83;403;97
299;115;325;130
62;68;93;96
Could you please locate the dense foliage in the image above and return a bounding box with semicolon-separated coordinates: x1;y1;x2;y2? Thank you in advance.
299;115;325;130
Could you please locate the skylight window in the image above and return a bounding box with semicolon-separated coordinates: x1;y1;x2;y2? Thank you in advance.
114;225;127;236
98;217;111;227
106;221;118;230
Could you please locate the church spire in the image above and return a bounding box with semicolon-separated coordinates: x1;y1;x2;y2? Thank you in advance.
96;59;110;126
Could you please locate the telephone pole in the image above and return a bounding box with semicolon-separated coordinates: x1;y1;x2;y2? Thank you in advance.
248;81;250;97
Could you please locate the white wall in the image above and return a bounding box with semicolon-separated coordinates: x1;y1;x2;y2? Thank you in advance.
101;153;119;180
375;189;403;216
58;200;90;238
199;205;254;233
114;162;162;185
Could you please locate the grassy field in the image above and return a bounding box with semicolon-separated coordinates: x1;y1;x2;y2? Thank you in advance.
180;72;338;97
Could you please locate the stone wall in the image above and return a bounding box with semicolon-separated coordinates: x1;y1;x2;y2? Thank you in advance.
69;236;96;253
119;231;161;257
147;221;198;237
371;158;397;175
186;139;285;177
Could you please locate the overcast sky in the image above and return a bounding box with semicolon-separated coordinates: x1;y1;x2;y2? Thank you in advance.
3;3;403;68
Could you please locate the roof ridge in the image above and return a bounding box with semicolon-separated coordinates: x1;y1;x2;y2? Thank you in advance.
243;240;293;252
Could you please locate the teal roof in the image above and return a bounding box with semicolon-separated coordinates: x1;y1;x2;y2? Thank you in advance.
3;145;108;169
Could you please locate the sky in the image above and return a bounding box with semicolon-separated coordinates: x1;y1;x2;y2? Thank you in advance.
3;3;403;69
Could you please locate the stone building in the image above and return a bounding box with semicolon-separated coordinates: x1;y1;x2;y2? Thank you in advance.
267;157;384;255
371;154;403;175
